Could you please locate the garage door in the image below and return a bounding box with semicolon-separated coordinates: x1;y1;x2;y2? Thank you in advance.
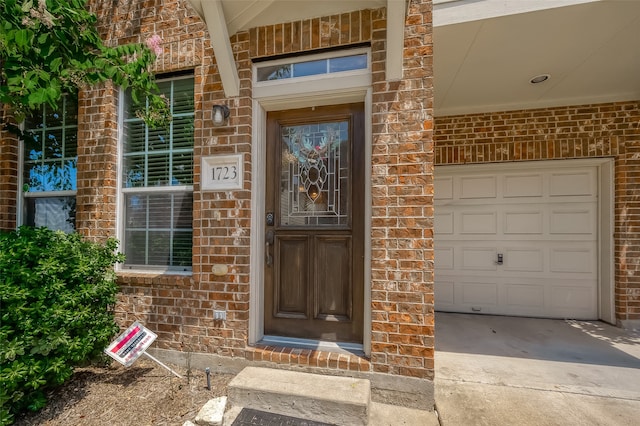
434;162;598;319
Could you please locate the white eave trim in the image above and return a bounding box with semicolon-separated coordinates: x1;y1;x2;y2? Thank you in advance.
201;0;240;98
434;0;601;27
226;0;275;36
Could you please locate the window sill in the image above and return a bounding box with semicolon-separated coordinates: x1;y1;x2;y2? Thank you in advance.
117;269;193;276
116;270;194;287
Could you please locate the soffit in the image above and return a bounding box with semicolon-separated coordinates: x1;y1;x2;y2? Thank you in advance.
434;0;640;115
188;0;387;36
186;1;640;115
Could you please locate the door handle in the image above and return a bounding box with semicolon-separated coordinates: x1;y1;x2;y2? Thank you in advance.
265;230;275;267
495;253;503;265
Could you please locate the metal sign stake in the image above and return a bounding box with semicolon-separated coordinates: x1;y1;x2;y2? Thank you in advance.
143;351;184;379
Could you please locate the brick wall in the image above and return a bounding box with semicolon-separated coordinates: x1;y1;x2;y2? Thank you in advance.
190;28;254;358
248;9;373;56
88;0;252;356
75;83;119;240
0;106;19;230
369;0;435;379
0;0;437;381
434;101;640;324
87;0;437;380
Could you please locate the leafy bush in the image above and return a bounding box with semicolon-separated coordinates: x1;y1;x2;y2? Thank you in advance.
0;0;170;129
0;227;124;425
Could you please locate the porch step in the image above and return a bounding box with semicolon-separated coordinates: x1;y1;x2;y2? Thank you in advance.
227;367;371;426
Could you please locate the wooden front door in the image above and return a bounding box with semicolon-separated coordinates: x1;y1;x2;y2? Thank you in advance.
265;103;364;343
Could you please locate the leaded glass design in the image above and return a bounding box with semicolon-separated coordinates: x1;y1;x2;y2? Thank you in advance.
280;121;350;226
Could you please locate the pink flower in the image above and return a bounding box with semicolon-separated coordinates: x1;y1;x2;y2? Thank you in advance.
145;34;163;56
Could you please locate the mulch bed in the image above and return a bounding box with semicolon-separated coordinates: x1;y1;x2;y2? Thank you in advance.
14;357;233;426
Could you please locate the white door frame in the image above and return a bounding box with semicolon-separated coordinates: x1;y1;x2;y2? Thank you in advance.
598;158;615;324
248;74;373;353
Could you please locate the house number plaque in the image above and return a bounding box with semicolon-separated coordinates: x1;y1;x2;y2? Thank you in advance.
201;154;243;191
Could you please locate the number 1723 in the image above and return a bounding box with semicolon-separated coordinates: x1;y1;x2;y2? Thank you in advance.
212;165;238;181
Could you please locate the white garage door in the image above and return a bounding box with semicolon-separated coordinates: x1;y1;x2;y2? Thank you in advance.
434;162;598;319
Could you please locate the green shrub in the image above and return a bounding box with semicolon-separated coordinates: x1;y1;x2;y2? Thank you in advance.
0;227;124;425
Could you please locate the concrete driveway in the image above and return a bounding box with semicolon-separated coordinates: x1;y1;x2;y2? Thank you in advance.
435;312;640;425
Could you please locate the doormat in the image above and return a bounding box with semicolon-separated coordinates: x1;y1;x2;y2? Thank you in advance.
231;407;336;426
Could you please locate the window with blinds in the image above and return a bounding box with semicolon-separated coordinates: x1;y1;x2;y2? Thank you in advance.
121;75;194;270
22;95;78;233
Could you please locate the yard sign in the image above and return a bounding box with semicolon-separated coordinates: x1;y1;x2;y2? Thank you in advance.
104;321;157;367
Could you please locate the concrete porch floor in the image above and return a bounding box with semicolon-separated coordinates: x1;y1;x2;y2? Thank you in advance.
435;312;640;425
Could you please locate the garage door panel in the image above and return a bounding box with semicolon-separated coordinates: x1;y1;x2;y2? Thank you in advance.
461;211;497;234
462;247;498;271
550;208;594;234
504;210;544;234
435;176;453;200
435;246;454;269
550;285;597;313
506;284;545;308
503;174;543;198
550;248;595;273
435;211;454;234
461;282;498;305
460;176;497;199
435;162;599;320
549;171;595;197
435;280;455;306
503;248;543;272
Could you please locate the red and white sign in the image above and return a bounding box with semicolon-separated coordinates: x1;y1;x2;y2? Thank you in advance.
104;321;157;367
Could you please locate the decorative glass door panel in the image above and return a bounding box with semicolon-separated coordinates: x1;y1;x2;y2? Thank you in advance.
280;121;349;227
265;104;364;343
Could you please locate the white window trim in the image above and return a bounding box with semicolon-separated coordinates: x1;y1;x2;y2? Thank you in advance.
121;185;193;194
254;47;370;82
253;48;371;101
17;135;25;229
23;190;77;198
116;75;195;275
17;100;78;230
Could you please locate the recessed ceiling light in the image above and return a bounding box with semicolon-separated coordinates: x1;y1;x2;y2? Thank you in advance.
530;74;550;84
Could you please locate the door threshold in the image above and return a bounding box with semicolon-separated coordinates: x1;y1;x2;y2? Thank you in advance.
259;335;365;357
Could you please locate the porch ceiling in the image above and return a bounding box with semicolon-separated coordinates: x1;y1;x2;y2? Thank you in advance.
186;0;640;115
435;0;640;116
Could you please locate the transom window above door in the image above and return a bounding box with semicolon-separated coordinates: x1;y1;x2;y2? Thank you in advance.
254;48;369;84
